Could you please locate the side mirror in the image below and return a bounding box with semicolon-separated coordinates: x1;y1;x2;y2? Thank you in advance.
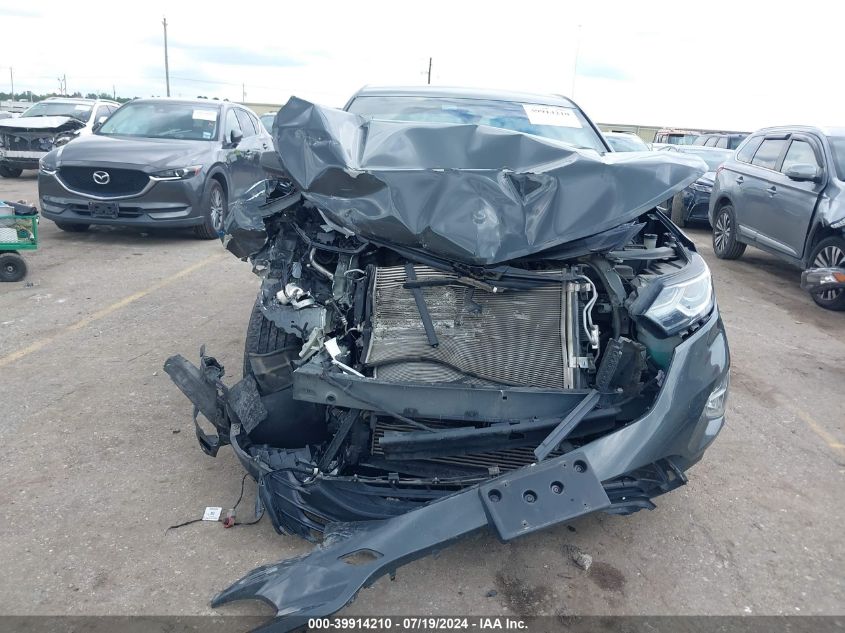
229;129;243;147
92;121;103;132
784;163;823;183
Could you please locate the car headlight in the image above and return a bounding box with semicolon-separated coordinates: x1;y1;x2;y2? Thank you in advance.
644;266;714;334
150;165;202;181
830;217;845;229
704;371;729;419
690;181;712;193
38;157;57;175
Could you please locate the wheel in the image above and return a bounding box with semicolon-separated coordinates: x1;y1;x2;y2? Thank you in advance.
670;193;687;228
241;295;328;447
712;204;746;259
0;165;23;178
807;236;845;311
54;221;90;232
0;253;27;282
194;179;226;240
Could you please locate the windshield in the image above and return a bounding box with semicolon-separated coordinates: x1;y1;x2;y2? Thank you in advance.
606;134;649;152
665;134;698;145
260;113;275;132
347;95;607;152
20;101;93;122
828;137;845;180
98;102;219;140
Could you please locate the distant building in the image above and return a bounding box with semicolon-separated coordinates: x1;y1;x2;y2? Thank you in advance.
0;100;34;113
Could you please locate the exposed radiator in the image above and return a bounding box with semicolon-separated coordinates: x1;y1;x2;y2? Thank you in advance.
364;265;581;389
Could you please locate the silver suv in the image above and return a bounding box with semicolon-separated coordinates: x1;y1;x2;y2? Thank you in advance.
0;96;120;177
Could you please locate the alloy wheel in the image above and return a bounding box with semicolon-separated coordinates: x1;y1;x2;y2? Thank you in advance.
813;244;845;301
210;187;224;232
714;211;731;253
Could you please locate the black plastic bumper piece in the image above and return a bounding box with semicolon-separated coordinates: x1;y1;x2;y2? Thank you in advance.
212;451;609;632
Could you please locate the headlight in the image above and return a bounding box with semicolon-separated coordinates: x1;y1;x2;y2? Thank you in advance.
150;165;202;180
690;181;712;193
644;266;714;334
704;371;729;419
830;217;845;229
38;157;57;175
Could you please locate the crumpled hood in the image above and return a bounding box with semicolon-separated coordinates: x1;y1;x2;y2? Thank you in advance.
272;97;707;265
696;171;716;187
0;116;85;133
54;134;211;172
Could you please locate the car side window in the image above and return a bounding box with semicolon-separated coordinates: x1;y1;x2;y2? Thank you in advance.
780;139;820;172
716;137;728;148
95;105;111;123
705;137;718;147
693;136;706;146
235;109;257;137
248;112;265;136
736;136;763;163
224;109;242;142
751;139;787;170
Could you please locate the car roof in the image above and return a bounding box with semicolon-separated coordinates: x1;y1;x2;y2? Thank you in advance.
43;96;119;106
349;85;576;107
752;124;845;138
605;131;641;137
128;97;227;108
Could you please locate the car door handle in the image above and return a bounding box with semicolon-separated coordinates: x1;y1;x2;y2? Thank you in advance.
735;176;744;184
766;186;777;196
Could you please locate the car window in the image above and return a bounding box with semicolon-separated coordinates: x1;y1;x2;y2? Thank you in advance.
736;136;763;163
224;109;242;141
248;112;265;135
728;136;746;150
692;136;707;146
780;139;820;172
751;138;787;170
94;105;111;123
98;102;219;140
827;137;845;180
235;109;256;137
716;137;728;148
705;137;718;147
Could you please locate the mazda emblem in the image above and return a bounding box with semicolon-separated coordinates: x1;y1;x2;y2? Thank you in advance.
92;170;110;185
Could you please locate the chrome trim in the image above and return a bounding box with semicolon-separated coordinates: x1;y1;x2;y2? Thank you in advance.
53;172;155;201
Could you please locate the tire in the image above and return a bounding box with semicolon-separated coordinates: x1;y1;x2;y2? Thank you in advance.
0;165;23;178
241;295;328;447
194;178;226;240
54;221;90;232
807;236;845;311
712;203;746;260
670;193;687;228
0;253;27;282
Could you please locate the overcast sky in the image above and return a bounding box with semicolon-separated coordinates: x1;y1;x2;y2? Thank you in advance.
1;0;840;131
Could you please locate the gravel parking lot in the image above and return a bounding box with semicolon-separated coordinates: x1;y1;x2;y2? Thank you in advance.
1;173;843;620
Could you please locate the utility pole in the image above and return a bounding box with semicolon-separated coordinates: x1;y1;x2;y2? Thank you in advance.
242;83;246;103
162;17;171;97
571;24;582;99
9;67;13;101
427;57;432;85
57;74;67;96
113;85;116;100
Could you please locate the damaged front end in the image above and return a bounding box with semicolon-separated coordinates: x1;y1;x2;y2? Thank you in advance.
0;116;86;171
165;98;729;630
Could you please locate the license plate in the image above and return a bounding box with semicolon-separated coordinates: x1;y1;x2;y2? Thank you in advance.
478;452;610;540
88;201;119;218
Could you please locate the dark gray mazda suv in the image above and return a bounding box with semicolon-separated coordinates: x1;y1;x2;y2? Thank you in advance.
38;98;271;238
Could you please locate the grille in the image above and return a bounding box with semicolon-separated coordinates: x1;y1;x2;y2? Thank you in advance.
371;419;563;472
58;166;149;197
1;133;53;152
365;265;573;388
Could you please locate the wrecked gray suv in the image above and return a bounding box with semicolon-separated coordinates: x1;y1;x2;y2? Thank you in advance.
165;87;729;631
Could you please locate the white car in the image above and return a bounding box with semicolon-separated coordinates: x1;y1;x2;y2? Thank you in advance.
0;97;120;177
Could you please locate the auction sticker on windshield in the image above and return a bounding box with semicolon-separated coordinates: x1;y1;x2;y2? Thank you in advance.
193;109;217;121
522;104;582;128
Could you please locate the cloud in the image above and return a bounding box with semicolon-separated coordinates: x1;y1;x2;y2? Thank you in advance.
172;43;307;68
0;7;40;17
576;59;630;81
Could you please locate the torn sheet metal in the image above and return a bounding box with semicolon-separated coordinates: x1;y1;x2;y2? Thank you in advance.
212;451;609;632
270;97;707;264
